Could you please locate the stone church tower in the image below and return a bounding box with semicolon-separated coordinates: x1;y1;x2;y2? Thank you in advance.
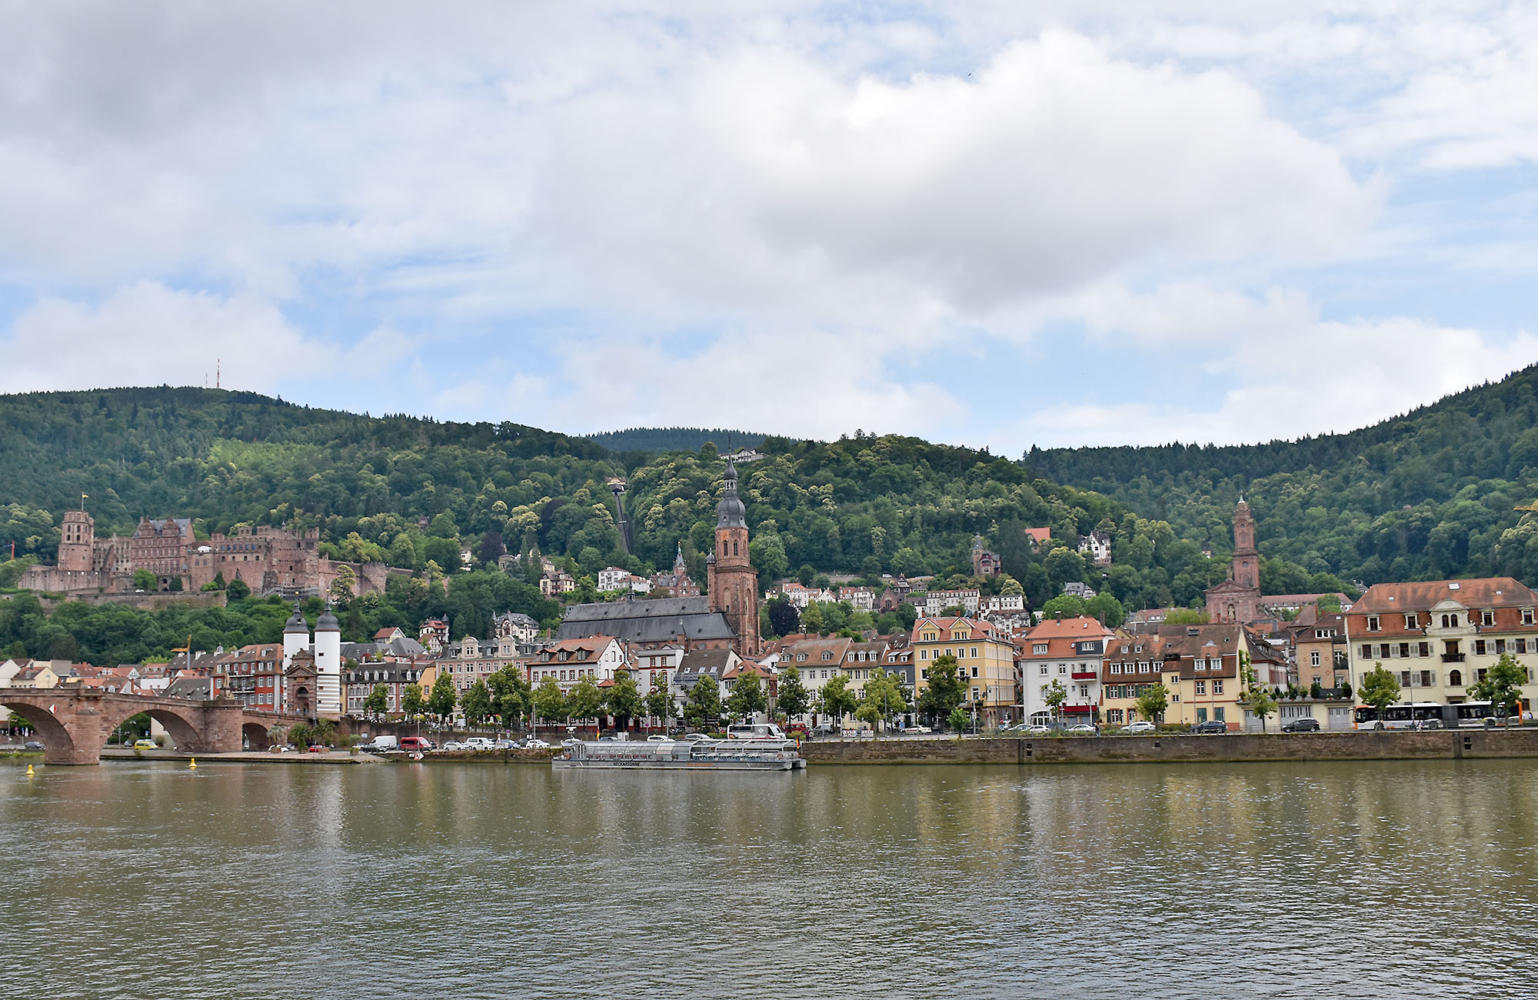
1231;498;1259;592
706;459;759;657
1204;497;1262;624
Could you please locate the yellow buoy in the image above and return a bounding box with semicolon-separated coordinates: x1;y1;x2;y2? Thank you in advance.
188;757;197;769
26;763;35;776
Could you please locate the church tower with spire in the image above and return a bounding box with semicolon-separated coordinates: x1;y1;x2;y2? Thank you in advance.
706;459;759;656
1231;498;1259;592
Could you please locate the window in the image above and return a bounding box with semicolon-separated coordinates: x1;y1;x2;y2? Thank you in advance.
1194;659;1205;671
1398;643;1411;658
1474;640;1487;656
1212;680;1224;695
1482;610;1495;627
971;667;979;679
1033;643;1048;654
1496;639;1507;654
1420;670;1433;687
1039;665;1048;676
1213;708;1225;722
971;647;979;659
1310;651;1321;667
1399;671;1412;686
1418;642;1430;657
1195;680;1206;695
1058;665;1068;675
1360;644;1372;657
1524;609;1535;626
1405;614;1419;629
1367;615;1380;631
1519;639;1529;654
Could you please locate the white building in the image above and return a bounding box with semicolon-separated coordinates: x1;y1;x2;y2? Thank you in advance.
984;593;1025;614
597;567;631;592
923;589;981;617
1016;616;1112;725
282;604;343;717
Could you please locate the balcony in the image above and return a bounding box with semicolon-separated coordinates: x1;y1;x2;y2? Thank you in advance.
1441;653;1465;663
1071;671;1098;680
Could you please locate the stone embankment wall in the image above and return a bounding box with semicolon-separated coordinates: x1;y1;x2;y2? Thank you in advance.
803;729;1538;765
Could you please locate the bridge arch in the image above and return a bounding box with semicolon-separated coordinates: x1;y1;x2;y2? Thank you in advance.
100;702;211;754
242;722;274;751
0;700;78;763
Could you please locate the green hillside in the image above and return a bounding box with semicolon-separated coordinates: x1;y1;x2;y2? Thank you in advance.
1024;364;1538;588
583;426;769;455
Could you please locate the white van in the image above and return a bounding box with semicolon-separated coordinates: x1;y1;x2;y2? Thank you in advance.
726;723;788;740
364;735;399;752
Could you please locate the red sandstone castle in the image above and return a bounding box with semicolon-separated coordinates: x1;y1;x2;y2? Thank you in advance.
21;509;388;598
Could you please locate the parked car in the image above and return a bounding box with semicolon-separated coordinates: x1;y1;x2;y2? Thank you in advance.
1120;720;1156;734
463;737;495;751
524;738;551;749
363;735;399;753
561;737;582;748
1066;723;1098;734
307;744;328;753
398;736;433;752
685;733;713;743
493;738;517;750
1281;718;1321;733
647;734;673;742
1023;724;1054;735
1193;720;1229;734
132;738;159;750
24;740;44;751
905;724;933;735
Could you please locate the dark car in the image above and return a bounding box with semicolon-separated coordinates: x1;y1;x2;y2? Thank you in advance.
1281;718;1321;733
23;740;44;751
1193;720;1229;734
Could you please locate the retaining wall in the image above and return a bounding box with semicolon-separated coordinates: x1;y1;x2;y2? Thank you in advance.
802;729;1538;765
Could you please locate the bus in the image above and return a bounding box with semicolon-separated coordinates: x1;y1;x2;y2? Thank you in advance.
1454;701;1499;728
1353;702;1444;730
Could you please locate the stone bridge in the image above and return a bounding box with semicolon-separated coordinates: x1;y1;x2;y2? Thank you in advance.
0;687;314;764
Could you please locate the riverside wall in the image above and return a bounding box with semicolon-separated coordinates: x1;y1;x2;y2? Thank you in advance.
802;729;1538;765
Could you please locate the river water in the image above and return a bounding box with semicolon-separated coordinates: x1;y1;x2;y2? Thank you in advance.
3;758;1536;999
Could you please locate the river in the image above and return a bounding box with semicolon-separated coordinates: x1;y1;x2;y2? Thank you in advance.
3;758;1536;999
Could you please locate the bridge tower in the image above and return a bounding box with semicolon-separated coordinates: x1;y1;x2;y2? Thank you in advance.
314;605;342;717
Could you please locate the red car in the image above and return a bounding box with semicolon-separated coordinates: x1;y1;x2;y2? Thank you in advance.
399;736;434;752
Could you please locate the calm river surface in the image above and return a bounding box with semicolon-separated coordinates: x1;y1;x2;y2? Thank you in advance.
4;758;1537;999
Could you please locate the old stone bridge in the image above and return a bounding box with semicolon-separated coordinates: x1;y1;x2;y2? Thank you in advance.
1;687;315;764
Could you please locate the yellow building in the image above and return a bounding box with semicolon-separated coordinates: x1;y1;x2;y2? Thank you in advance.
911;617;1017;726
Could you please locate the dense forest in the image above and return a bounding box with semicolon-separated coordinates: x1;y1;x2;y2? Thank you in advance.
7;367;1535;662
1024;364;1538;588
583;426;767;455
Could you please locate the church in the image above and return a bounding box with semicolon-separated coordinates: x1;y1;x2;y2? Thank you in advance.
556;460;760;657
1205;498;1262;624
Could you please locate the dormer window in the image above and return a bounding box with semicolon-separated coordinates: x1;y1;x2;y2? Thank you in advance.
1404;614;1418;629
1525;609;1535;626
1481;610;1495;627
1366;616;1380;632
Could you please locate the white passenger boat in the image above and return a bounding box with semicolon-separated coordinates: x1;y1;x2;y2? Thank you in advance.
553;738;806;771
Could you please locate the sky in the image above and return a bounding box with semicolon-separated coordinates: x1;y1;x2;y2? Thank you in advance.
1;1;1535;453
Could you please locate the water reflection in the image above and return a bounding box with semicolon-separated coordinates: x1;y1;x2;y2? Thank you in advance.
3;758;1537;999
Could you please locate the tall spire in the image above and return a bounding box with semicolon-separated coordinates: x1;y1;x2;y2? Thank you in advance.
716;458;746;528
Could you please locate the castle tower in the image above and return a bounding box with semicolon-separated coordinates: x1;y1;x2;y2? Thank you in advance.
313;605;342;717
706;459;759;656
1232;498;1259;592
58;510;95;573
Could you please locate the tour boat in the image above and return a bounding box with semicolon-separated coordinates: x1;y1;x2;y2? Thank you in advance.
553;737;806;771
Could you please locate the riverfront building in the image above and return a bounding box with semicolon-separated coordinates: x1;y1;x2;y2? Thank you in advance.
1343;577;1538;715
1017;616;1114;725
912;616;1017;726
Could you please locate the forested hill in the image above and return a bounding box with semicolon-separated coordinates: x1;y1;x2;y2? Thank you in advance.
1023;363;1538;587
0;389;1254;617
584;426;768;454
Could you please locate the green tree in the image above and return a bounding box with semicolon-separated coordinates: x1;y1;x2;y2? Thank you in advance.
854;667;909;736
766;598;800;637
401;683;426;721
606;670;644;729
684;675;721;730
1135;683;1168;723
532;676;566;727
1084;592;1126;628
1358;662;1402;728
487;665;532;729
461;679;493;727
1469;652;1527;724
132;568;155;591
363;683;389;719
800;602;826;634
428;672;458;722
1163;608;1209;625
1239;653;1277;732
1040;594;1087;619
567;676;604;725
776;664;810;720
225;578;250;600
1042;678;1068;724
947;705;970;733
917;654;966;727
817;673;859;728
726;670;768;723
645;677;676;727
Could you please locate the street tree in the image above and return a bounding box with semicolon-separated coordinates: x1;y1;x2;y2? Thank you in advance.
567;676;604;726
606;670;644;730
726;671;767;723
401;683;426;721
1135;684;1168;724
428;672;458;723
1043;678;1067;724
363;683;389;720
461;679;493;728
947;705;970;733
917;654;965;726
645;678;676;728
684;676;721;730
818;674;859;730
532;676;566;727
855;667;909;736
1358;662;1402;727
486;665;532;729
1239;653;1277;732
776;665;810;721
1469;652;1527;724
